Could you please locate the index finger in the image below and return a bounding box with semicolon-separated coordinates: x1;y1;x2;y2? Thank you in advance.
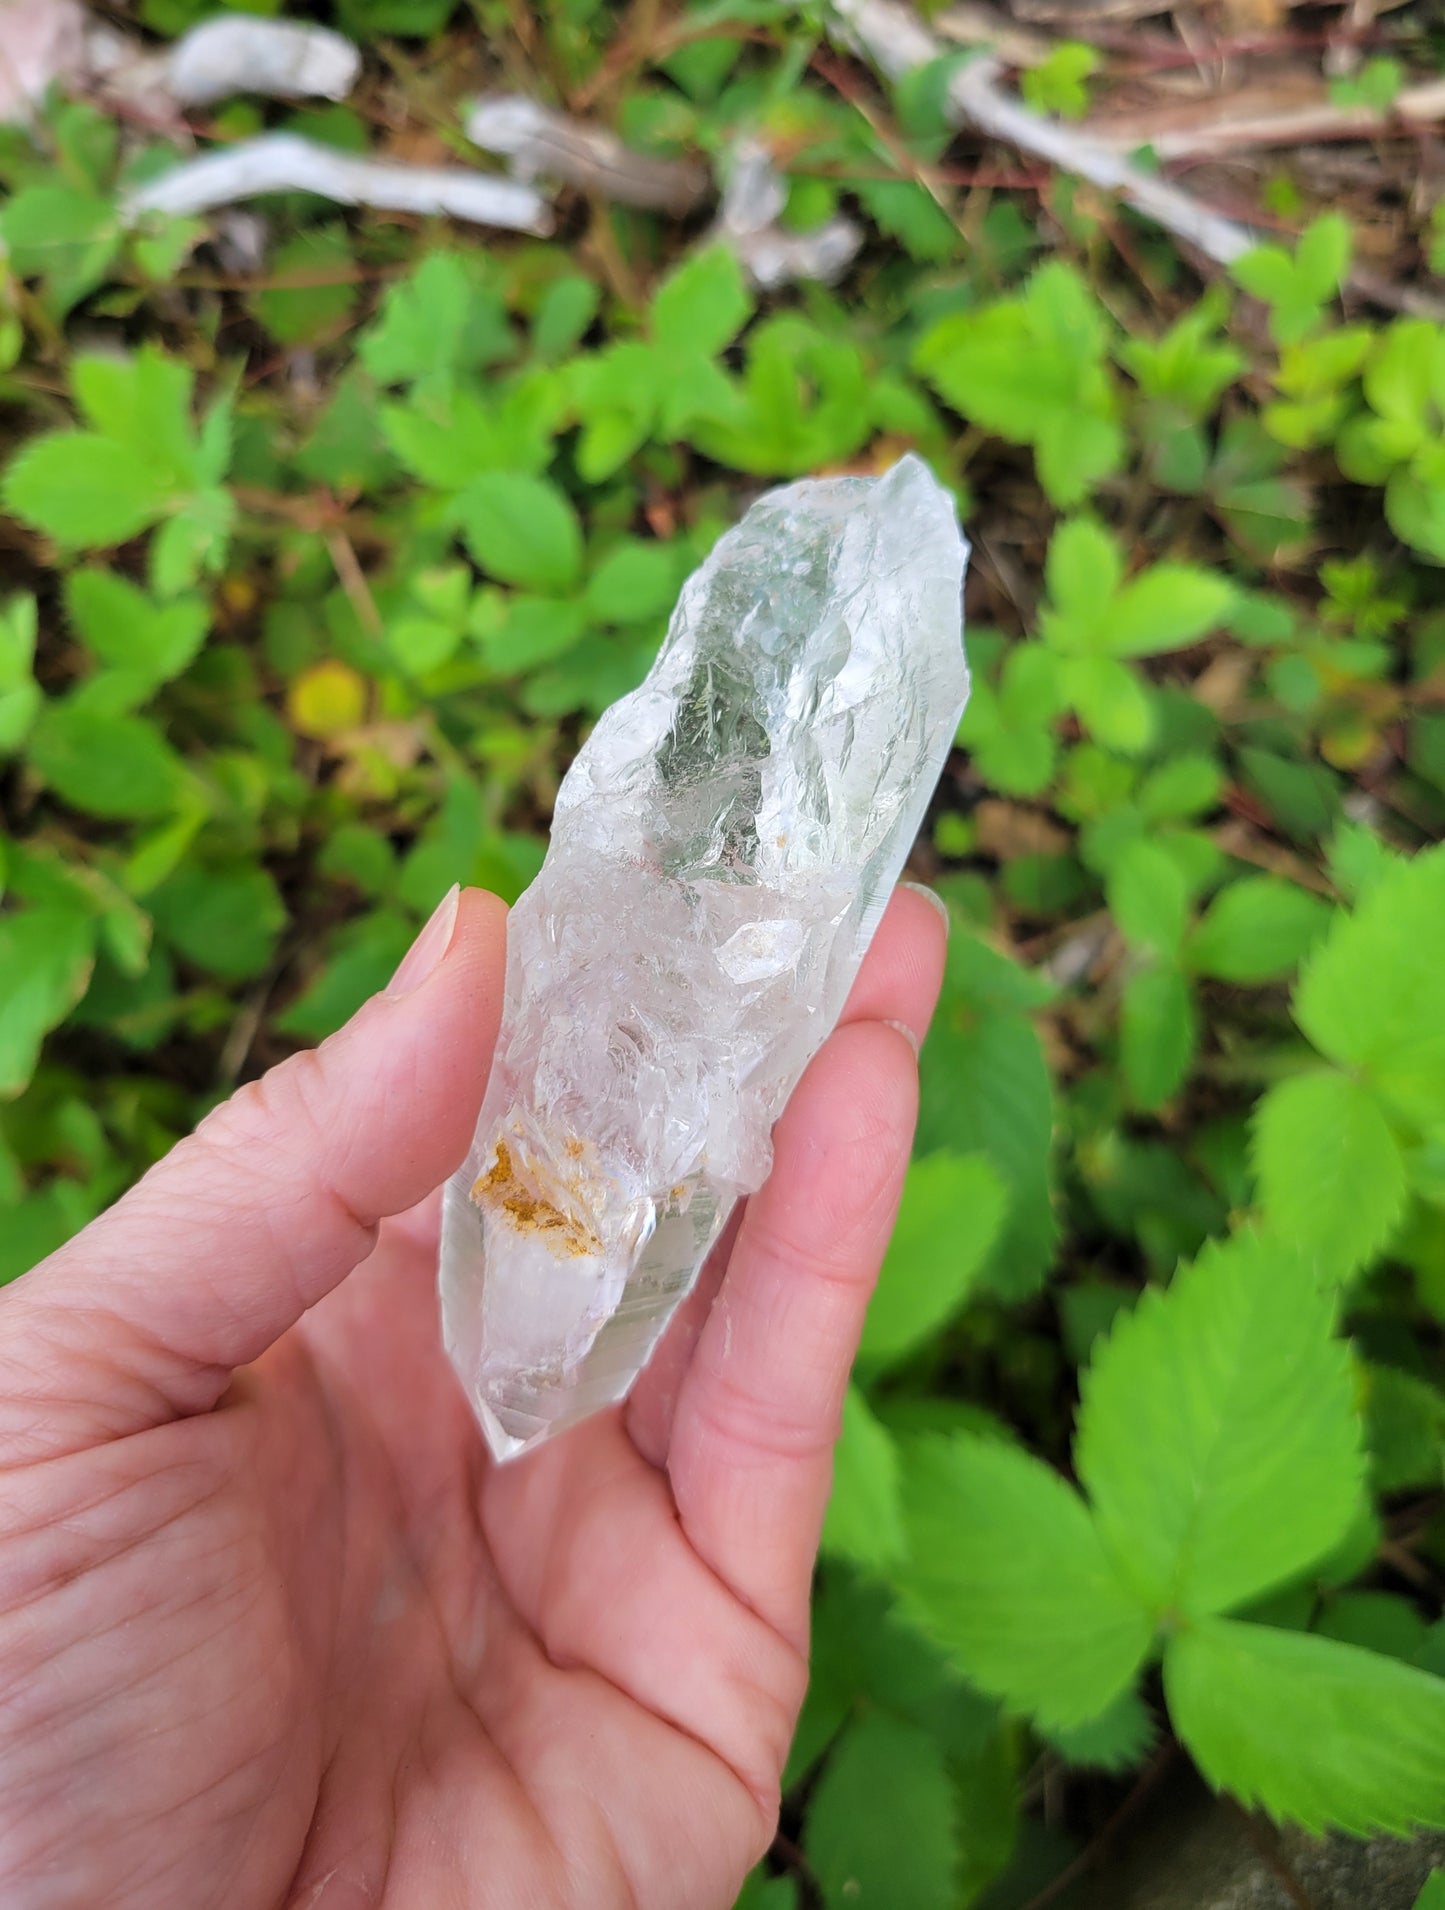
661;890;947;1649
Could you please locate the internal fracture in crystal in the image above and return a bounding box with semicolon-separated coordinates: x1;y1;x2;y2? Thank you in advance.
439;453;970;1460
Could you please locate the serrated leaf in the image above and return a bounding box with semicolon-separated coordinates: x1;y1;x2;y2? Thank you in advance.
64;569;209;684
360;249;513;386
1165;1618;1445;1836
1076;1231;1363;1618
859;1151;1006;1371
72;346;196;478
3;433;170;546
457;473;583;592
1121;963;1196;1110
1252;1069;1407;1282
897;1434;1152;1728
806;1713;959;1910
821;1386;906;1571
1188;876;1332;982
1043;1688;1156;1773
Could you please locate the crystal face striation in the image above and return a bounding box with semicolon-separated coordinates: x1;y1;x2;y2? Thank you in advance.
440;454;969;1460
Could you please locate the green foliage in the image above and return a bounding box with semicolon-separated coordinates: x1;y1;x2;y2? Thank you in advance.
898;1434;1153;1728
1164;1620;1445;1837
1076;1233;1362;1618
859;1152;1006;1370
1231;215;1354;344
914;262;1123;505
804;1712;960;1910
1021;43;1099;121
3;21;1445;1899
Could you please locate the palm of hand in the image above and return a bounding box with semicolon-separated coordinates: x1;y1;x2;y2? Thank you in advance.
0;888;943;1910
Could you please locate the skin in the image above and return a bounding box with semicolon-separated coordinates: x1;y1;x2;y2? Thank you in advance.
0;884;946;1910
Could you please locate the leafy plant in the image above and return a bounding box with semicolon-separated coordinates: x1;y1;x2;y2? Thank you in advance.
2;16;1444;1907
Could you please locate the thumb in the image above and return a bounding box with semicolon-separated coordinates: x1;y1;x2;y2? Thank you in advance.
0;885;507;1459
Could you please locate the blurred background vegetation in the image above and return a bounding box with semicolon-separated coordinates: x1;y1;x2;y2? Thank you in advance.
2;0;1445;1904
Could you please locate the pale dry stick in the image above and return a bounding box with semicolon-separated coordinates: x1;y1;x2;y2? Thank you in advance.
120;132;554;233
829;0;1258;265
1086;75;1445;159
465;94;708;213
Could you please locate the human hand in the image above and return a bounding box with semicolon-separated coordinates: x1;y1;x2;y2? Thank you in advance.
0;882;946;1910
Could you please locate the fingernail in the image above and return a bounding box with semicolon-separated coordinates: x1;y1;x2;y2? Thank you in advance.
884;1017;921;1058
902;879;950;938
387;884;460;997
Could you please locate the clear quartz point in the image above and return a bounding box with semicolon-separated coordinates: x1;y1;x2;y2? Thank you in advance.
440;453;970;1460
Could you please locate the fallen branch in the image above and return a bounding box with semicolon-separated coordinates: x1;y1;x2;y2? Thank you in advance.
465;95;708;213
1087;76;1445;159
122;133;554;234
830;0;1258;264
162;17;360;109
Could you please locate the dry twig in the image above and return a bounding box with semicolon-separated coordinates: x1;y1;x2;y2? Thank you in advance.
831;0;1258;264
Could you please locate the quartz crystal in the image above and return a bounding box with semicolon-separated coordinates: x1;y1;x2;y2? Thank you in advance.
440;453;969;1460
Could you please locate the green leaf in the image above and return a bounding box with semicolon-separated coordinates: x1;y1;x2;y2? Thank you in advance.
1043;1688;1156;1773
0;908;96;1098
1253;1069;1408;1284
1365;1363;1445;1494
734;1872;798;1910
149;864;287;982
361;250;512;385
457;473;583;592
805;1713;959;1910
1293;845;1445;1129
64;570;209;684
1164;1618;1445;1836
1076;1230;1363;1618
1188;876;1332;982
1104;567;1234;659
1295;212;1353;302
250;223;357;345
1138;752;1222;823
0;183;120;310
1044;516;1122;628
852;177;957;263
821;1386;907;1571
917;987;1057;1299
897;1434;1152;1728
1062;654;1154;754
275;912;414;1040
2;433;170;546
1316;1590;1431;1664
584;541;678;624
1121;963;1196;1110
1106;839;1191;956
651;244;752;360
28;705;187;819
1415;1872;1445;1910
72;346;197;479
859;1151;1006;1371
